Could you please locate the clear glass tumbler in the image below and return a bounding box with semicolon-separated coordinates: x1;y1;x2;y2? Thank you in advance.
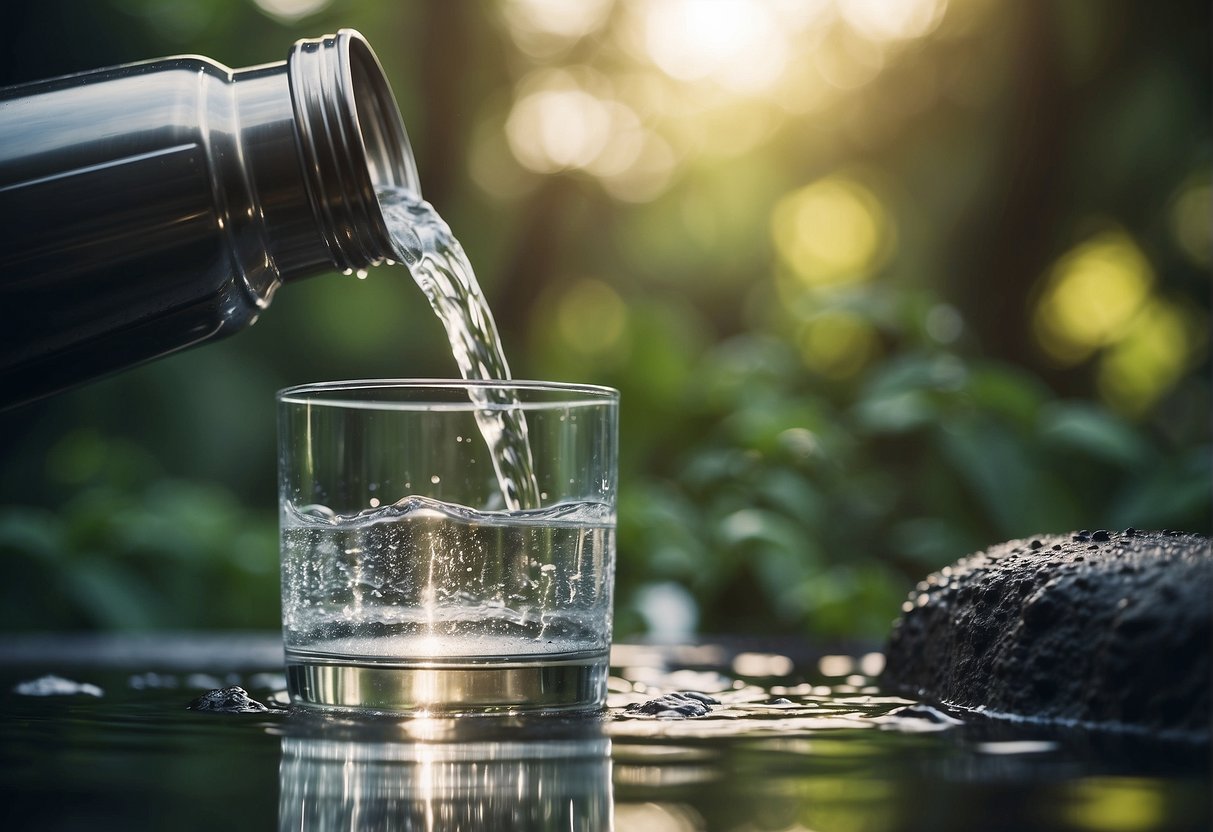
277;380;618;714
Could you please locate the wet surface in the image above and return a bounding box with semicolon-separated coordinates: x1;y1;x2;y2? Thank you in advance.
1;634;1208;831
187;686;271;714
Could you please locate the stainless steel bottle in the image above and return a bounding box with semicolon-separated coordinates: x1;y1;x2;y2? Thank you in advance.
0;29;419;409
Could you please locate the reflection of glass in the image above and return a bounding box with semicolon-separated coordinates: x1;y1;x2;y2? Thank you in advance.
277;381;618;713
278;716;613;831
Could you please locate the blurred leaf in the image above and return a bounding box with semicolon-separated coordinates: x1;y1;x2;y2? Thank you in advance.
855;353;967;434
1109;448;1212;530
0;509;63;563
62;557;165;631
936;416;1073;537
1037;401;1149;468
964;364;1049;426
889;517;985;569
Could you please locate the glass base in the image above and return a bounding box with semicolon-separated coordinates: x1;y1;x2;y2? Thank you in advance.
285;649;608;715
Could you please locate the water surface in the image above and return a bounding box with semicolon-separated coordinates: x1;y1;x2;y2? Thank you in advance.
1;635;1206;831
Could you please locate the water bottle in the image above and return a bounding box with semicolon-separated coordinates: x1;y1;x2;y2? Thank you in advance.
0;29;419;409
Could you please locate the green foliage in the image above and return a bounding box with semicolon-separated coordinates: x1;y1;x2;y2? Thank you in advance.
611;289;1210;640
0;434;278;631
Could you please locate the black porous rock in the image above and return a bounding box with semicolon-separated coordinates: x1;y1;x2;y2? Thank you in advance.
883;530;1211;741
624;691;720;718
188;686;269;714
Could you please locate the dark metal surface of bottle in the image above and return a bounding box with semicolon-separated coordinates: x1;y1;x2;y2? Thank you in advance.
0;29;419;409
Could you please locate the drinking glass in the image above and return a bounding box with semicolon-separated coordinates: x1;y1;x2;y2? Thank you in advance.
277;379;618;714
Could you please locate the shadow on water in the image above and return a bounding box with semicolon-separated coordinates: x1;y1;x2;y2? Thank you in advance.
0;634;1207;831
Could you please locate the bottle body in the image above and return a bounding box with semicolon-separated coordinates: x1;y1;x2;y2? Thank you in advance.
0;30;417;408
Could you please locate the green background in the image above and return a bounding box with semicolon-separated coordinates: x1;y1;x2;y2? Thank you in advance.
0;0;1208;640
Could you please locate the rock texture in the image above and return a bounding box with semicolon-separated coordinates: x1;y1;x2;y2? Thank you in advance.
623;691;720;718
882;529;1211;740
188;686;269;713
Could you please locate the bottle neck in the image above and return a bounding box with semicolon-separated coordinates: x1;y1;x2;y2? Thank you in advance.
229;30;418;289
287;29;421;274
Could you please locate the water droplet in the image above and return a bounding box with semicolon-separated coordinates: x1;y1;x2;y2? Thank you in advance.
355;268;369;280
431;475;441;484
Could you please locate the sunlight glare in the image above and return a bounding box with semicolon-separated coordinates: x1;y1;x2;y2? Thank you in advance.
838;0;949;42
813;30;887;89
640;0;789;92
503;0;613;38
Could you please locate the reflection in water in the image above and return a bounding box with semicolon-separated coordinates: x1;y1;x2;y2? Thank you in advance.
278;716;613;831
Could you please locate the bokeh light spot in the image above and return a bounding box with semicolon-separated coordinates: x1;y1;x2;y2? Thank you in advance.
504;69;667;194
798;312;881;378
252;0;330;23
1168;175;1211;268
556;279;629;355
501;0;613;59
1033;228;1154;365
813;30;887;90
504;0;612;39
925;304;964;344
600;133;678;202
506;77;614;173
772;176;892;286
639;0;789;92
584;102;646;177
1097;298;1202;416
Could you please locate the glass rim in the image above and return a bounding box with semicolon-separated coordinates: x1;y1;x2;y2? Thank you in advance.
276;378;619;410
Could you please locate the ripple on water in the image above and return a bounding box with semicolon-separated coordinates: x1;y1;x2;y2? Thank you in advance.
607;661;921;739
